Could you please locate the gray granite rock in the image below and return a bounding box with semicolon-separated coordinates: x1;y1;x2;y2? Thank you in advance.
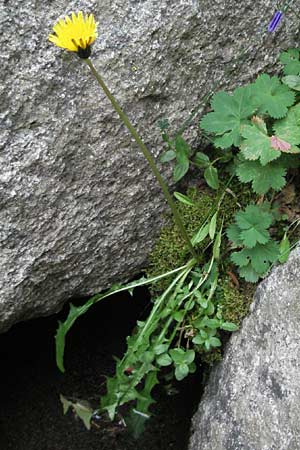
189;247;300;450
1;0;299;331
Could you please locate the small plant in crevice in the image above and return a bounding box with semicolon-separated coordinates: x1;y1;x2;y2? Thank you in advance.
196;54;300;279
47;6;300;438
226;203;280;282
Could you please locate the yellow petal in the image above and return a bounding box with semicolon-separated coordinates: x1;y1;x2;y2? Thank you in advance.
49;11;98;55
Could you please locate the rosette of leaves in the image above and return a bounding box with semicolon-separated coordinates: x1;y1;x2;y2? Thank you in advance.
227;204;279;282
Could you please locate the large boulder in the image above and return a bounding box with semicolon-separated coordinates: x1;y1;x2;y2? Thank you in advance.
1;0;299;332
189;247;300;450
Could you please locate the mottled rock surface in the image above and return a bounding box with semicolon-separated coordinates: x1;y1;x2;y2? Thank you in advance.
1;0;299;331
189;247;300;450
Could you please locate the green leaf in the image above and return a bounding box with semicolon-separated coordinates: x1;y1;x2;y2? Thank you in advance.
204;340;212;351
55;275;160;373
194;151;210;168
173;310;185;322
169;348;186;364
153;344;169;355
282;75;300;91
200;86;255;148
191;223;209;246
173;136;190;181
208;336;222;348
73;402;93;430
192;334;205;345
156;353;173;367
139;351;155;364
209;212;218;240
125;410;149;440
235;159;287;194
251;74;295;119
175;135;191;157
184;349;195;365
174;191;195;206
273;103;300;145
204;166;219;190
213;227;222;259
221;322;239;332
60;394;72;415
239;227;269;248
60;396;93;430
231;241;279;276
238;265;260;283
278;235;290;263
226;223;243;246
280;49;300;75
173;161;189;182
175;364;189;381
55;302;94;373
126;371;158;438
204;318;221;329
160;150;176;162
203;302;215;316
235;205;272;248
240;124;281;165
136;371;158;413
195;293;208;308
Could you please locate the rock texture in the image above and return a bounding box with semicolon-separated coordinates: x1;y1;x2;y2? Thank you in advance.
1;0;300;331
189;247;300;450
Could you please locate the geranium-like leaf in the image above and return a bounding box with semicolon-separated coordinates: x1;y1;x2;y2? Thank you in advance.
273;103;300;146
231;241;279;277
235;204;272;231
234;204;272;248
280;49;300;76
251;74;295;119
235;159;287;194
270;136;291;152
200;86;255;148
226;223;243;246
240;124;281;165
238;265;260;283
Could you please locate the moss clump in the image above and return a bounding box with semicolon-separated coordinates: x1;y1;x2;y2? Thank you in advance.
197;347;222;366
146;188;212;282
218;278;255;326
146;186;247;293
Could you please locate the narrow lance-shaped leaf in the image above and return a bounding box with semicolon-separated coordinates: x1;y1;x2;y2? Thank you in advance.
278;234;290;263
204;166;219;190
174;191;195;206
209;212;218;240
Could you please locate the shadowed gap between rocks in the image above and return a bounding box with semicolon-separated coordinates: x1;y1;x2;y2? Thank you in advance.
0;284;204;450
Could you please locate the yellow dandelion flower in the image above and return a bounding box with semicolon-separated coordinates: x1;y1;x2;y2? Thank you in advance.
49;11;98;59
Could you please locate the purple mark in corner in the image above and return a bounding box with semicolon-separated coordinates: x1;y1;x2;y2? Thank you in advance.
268;11;283;32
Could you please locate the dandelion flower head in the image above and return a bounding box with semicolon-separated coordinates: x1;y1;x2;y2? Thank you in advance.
49;11;97;58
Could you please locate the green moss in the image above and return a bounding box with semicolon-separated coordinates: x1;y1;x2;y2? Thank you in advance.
146;185;253;293
197;348;222;366
218;278;255;326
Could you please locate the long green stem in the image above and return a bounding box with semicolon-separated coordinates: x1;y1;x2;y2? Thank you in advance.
84;58;199;262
